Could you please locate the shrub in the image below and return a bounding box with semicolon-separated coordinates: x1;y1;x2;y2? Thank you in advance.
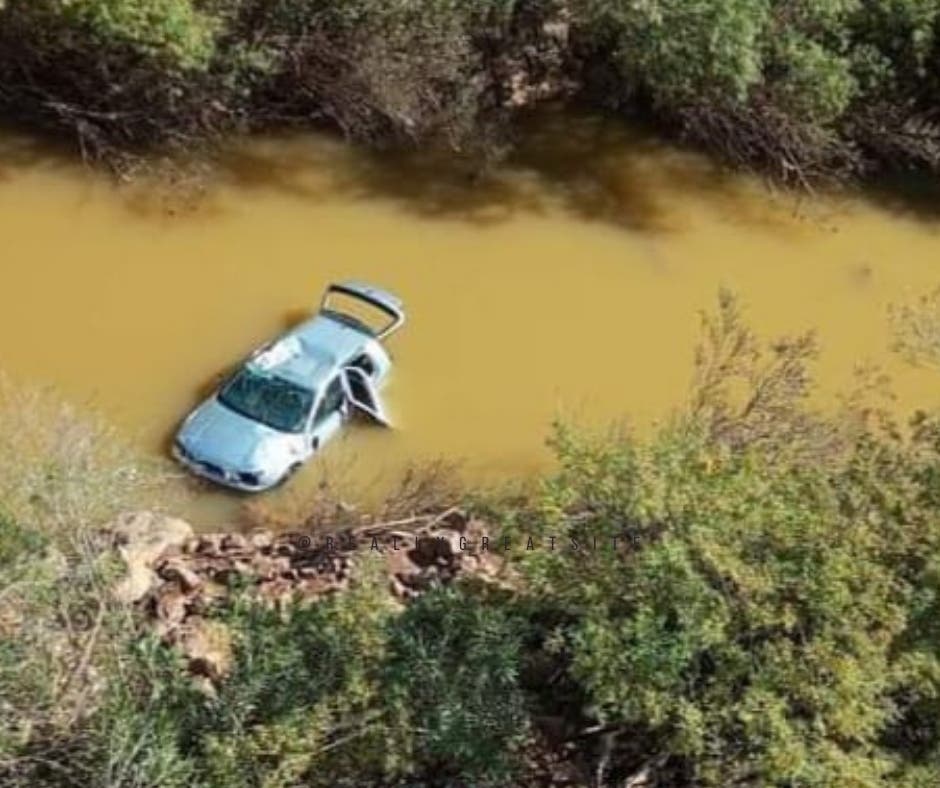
65;575;531;787
383;585;530;784
891;286;940;370
574;0;940;181
511;295;940;785
0;0;521;161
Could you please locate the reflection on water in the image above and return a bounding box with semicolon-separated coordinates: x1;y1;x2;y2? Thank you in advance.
0;111;938;526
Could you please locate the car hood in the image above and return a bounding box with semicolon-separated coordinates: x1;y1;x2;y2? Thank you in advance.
177;398;297;472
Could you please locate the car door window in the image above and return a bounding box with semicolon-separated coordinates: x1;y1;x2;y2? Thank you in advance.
313;376;345;425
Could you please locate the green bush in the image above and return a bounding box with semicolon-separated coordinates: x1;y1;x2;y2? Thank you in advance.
510;297;940;785
580;0;771;103
0;0;518;159
575;0;940;179
57;0;218;68
2;0;940;178
68;576;530;787
383;585;530;784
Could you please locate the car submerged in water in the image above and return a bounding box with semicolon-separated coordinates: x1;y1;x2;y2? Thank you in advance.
173;281;404;491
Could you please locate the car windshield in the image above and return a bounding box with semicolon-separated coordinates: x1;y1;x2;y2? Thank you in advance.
218;367;314;433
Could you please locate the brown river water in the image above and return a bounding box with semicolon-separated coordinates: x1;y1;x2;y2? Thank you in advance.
1;113;939;526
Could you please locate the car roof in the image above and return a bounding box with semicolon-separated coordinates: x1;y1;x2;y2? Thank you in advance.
248;313;371;391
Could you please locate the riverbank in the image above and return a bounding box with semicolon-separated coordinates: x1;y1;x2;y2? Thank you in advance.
2;1;940;184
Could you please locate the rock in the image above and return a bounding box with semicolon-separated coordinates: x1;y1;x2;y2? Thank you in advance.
221;533;247;552
249;531;273;551
195;535;221;555
110;511;193;604
274;542;296;558
299;574;341;596
258;578;294;604
191;675;217;698
440;530;465;556
112;511;193;566
232;559;253;575
114;563;158;605
158;560;203;592
248;555;281;581
210;567;243;586
199;580;230;604
386;548;415;576
389;575;413;599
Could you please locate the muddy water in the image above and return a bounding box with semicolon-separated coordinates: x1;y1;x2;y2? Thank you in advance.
1;114;939;525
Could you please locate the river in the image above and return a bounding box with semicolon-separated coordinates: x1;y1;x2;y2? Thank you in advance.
1;112;938;526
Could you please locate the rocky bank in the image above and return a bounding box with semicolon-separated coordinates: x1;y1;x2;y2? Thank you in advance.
109;509;509;684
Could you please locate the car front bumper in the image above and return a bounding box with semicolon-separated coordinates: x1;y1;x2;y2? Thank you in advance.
172;443;277;493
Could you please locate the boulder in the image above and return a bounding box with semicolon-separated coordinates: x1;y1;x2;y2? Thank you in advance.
157;560;203;593
111;511;194;604
114;563;158;606
249;530;273;551
221;533;247;552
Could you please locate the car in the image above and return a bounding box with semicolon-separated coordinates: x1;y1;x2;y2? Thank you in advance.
173;281;404;491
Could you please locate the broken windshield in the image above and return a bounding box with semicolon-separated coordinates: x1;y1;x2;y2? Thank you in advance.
218;367;315;433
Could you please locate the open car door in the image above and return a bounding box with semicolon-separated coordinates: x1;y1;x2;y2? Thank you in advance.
341;366;391;427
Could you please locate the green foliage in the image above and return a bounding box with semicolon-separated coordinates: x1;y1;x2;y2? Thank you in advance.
3;0;940;176
0;0;523;157
63;575;530;787
891;286;940;369
772;31;858;122
510;297;940;785
190;570;396;788
524;425;903;783
581;0;772;103
576;0;940;178
88;635;202;788
383;586;530;783
57;0;219;69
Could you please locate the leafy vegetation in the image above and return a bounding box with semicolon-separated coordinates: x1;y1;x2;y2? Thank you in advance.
4;295;940;785
2;1;940;181
892;285;940;369
576;0;940;182
0;0;518;164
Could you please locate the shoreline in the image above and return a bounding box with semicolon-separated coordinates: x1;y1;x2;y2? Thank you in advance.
2;2;939;186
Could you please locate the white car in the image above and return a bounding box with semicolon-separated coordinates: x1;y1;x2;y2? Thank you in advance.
173;281;404;491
